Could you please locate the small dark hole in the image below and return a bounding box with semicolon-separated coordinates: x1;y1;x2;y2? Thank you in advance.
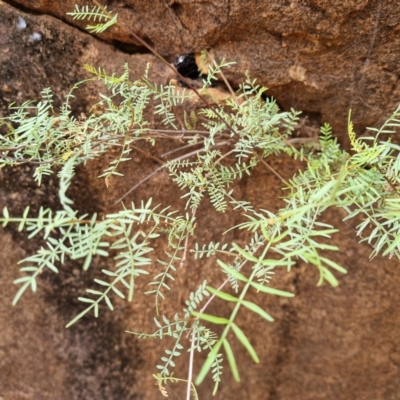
174;53;201;80
171;2;183;15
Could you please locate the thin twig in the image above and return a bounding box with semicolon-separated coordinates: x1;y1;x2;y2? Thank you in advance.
113;142;230;205
285;137;319;145
113;167;163;205
162;142;203;158
180;208;197;268
213;146;236;167
186;329;196;400
0;145;26;151
253;151;290;186
180;232;191;269
1;157;55;165
130;145;164;164
148;129;210;135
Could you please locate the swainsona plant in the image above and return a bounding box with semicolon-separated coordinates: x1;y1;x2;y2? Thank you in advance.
2;3;400;398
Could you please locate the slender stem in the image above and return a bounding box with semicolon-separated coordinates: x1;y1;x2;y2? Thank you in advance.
253;151;290;186
186;329;196;400
180;208;197;268
191;241;263;329
147;129;210;135
91;0;241;139
113;141;230;205
0;145;26;151
286;137;319;145
213;146;236;167
113;166;164;205
184;265;245;397
130;144;164;164
213;230;277;356
162;142;203;158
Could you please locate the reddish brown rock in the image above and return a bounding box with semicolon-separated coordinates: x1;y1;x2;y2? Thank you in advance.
2;1;400;400
6;0;400;144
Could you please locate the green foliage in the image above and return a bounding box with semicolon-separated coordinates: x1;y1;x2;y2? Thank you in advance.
67;4;118;33
153;373;199;399
2;4;400;398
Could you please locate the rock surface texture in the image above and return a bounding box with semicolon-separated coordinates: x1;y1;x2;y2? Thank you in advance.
7;0;400;143
1;0;400;399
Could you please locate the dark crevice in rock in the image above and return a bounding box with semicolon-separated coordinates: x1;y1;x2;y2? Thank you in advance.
170;2;183;15
2;0;45;16
112;39;153;55
173;53;287;113
170;2;189;30
174;53;237;94
2;0;154;57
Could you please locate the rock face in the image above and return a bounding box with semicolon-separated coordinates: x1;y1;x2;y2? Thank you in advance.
2;1;400;399
7;0;400;145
